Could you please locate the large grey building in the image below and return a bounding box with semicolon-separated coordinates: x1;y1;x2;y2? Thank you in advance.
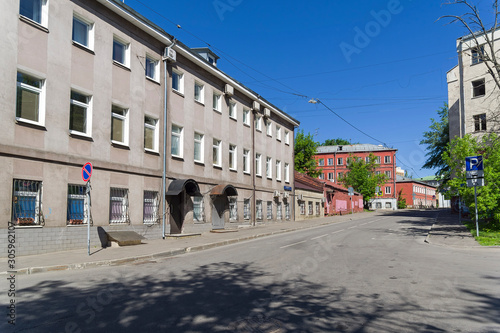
0;0;299;255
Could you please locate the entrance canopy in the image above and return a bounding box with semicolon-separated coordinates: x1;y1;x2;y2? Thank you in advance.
166;179;201;197
210;184;238;197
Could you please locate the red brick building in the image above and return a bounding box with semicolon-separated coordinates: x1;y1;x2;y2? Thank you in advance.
314;144;397;210
321;180;364;215
396;176;438;208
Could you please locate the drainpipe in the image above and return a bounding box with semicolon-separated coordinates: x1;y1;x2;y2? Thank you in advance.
252;108;256;226
162;40;176;239
457;39;465;138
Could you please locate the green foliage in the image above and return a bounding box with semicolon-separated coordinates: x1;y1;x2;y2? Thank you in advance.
339;153;388;207
397;189;407;209
321;138;352;146
443;133;500;224
462;219;500;246
294;130;321;178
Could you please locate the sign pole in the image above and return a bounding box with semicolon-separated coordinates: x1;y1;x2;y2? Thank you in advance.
86;180;91;256
474;185;479;237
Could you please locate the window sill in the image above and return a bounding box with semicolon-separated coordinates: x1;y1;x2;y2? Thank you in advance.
256;175;262;178
229;168;238;173
194;161;205;166
70;131;93;141
213;109;222;114
67;224;88;227
146;76;161;85
229;117;237;122
172;155;184;161
213;165;223;170
243;123;251;128
244;171;251;176
111;141;130;150
72;41;95;55
144;149;160;156
15;225;43;229
16;118;47;131
113;61;131;71
267;134;272;138
471;95;485;99
172;89;184;97
194;100;204;106
19;15;49;33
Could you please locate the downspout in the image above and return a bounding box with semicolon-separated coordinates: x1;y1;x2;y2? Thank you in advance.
252;108;256;226
162;40;176;239
457;39;465;138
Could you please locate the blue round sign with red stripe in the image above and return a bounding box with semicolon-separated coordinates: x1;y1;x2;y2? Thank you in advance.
82;162;93;182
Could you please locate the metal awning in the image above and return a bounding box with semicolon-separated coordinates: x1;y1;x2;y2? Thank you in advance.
166;179;201;196
210;184;238;197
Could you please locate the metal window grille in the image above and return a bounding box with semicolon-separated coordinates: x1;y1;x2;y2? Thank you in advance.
267;201;272;220
67;184;88;225
285;202;290;220
316;202;320;216
256;200;263;220
244;199;251;220
300;201;305;215
277;203;282;220
143;190;159;224
193;196;205;222
308;202;313;215
12;179;43;226
229;198;238;221
109;188;129;224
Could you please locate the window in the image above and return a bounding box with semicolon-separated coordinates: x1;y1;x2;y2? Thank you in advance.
328;173;334;181
375;156;381;164
213;139;221;167
285;202;290;220
316;202;320;216
365;156;370;163
193;196;204;222
256;200;263;220
327;158;333;166
300;201;305;215
243;109;250;126
229;198;238;221
308;201;313;215
318;158;324;166
284;163;290;183
244;199;251;220
194;132;204;163
69;90;92;136
471;46;485;65
276;125;281;141
229;102;237;119
256;153;262;176
384;156;391;164
385;171;391;178
472;79;485;97
318;174;325;180
109;188;129;224
111;105;129;145
276;160;282;181
12;179;42;226
474;114;487;131
255;115;262;131
266;157;272;179
385;186;391;194
144;116;158;152
112;37;129;67
266;119;272;136
172;70;184;94
376;171;381;175
338;172;343;179
143;191;159;224
194;82;204;103
16;72;45;125
276;203;282;220
267;201;272;220
213;93;221;112
72;15;93;49
385;202;392;209
243;149;250;174
337;158;343;165
145;55;159;81
171;124;183;158
20;0;48;26
229;144;237;170
285;130;290;145
67;184;86;225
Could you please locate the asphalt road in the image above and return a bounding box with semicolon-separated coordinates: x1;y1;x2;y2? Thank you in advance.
4;210;500;332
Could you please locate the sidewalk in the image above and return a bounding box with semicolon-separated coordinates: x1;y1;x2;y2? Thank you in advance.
1;209;485;276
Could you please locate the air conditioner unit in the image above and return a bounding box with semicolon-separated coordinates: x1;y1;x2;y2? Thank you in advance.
264;108;271;118
297;194;303;200
224;84;234;96
273;190;280;197
283;192;289;199
252;101;260;111
163;47;176;62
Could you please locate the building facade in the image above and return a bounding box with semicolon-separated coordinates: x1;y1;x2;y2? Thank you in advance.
294;172;325;221
1;0;298;256
314;144;397;210
321;180;363;215
447;29;500;140
396;177;438;209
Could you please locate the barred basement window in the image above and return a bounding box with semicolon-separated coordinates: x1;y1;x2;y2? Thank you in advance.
67;184;88;225
308;201;313;215
300;201;305;215
229;198;238;221
109;188;129;224
143;191;159;224
12;179;43;226
193;196;205;222
256;200;263;220
276;203;282;220
244;199;251;220
316;202;320;216
267;201;272;220
285;202;290;220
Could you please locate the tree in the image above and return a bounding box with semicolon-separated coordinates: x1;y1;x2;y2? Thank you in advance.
397;189;407;209
339;154;388;208
442;133;500;222
420;103;450;182
321;138;352;146
294;130;322;178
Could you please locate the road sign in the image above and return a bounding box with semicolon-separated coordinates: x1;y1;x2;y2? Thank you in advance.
348;187;354;196
466;156;483;171
82;162;93;182
467;177;484;187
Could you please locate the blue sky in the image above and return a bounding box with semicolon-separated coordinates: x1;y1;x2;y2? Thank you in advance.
124;0;492;178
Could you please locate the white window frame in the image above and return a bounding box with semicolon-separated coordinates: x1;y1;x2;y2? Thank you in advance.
284;163;290;183
266;156;272;179
284;130;290;145
328;158;333;166
300;201;305;215
109;187;129;224
145;55;159;82
276;203;282;220
194;82;204;104
111;105;129;146
172;69;184;94
72;14;94;50
256;200;263;220
229;144;237;170
318;158;324;166
472;78;486;98
385;186;391;194
384;156;391;164
13;179;43;226
266;119;272;136
308;201;313;215
243;149;250;174
276;160;282;181
171;124;183;158
70;89;92;137
337;158;343;165
328;172;334;181
213;92;222;112
385;171;391;178
244;199;251;220
243;109;250;126
144;116;159;152
255;115;262;131
16;71;46;126
213;138;222;167
276;125;281;141
256;153;262;176
20;0;49;27
112;36;130;67
229;101;237;120
194;132;204;163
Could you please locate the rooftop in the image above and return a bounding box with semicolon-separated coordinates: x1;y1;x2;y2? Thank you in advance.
317;144;397;154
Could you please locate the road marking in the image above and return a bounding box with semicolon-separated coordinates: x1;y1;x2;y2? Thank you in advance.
348;226;357;229
311;234;329;240
331;229;345;234
360;222;368;226
280;240;307;249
